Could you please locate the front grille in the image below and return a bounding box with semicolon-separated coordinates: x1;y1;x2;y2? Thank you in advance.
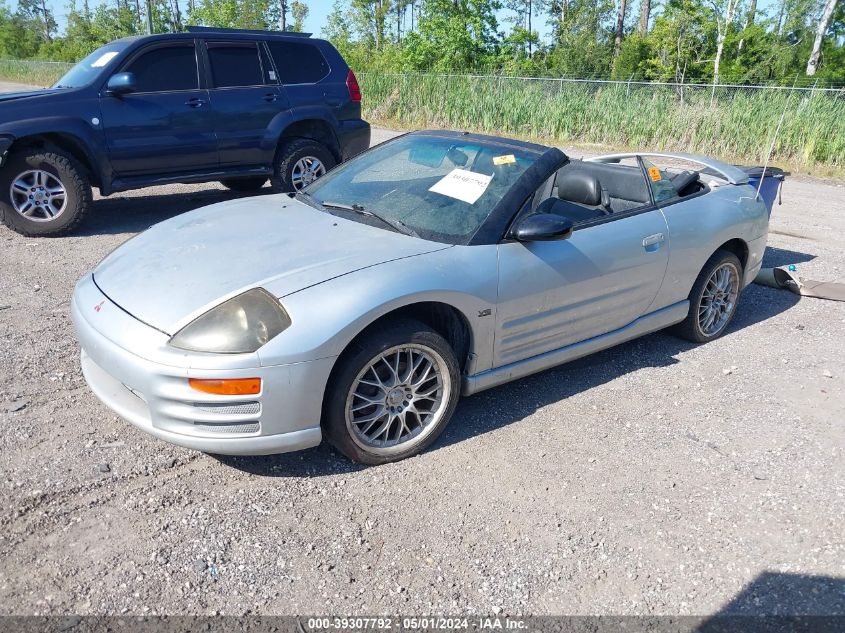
192;421;260;434
192;402;260;416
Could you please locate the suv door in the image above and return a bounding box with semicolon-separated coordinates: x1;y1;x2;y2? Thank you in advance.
99;41;217;176
202;40;289;167
493;174;670;367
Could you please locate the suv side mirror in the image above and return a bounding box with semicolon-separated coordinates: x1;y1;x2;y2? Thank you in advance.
106;72;136;96
513;208;574;242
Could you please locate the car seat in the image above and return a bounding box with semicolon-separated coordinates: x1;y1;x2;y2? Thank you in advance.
552;171;612;222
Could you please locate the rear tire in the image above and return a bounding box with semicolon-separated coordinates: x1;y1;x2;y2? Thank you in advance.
219;177;268;192
322;319;461;465
673;249;743;343
0;148;91;236
270;138;336;193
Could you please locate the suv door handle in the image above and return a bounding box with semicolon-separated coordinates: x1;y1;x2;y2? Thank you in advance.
185;97;206;108
642;233;665;250
262;93;278;102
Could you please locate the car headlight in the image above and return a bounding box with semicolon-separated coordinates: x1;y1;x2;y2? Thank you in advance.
168;288;291;353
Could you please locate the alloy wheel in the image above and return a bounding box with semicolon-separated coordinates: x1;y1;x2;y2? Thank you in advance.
291;156;326;190
10;169;68;221
345;344;451;456
698;262;739;337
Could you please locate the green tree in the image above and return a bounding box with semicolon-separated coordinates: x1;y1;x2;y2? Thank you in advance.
189;0;272;29
402;0;501;71
291;0;308;30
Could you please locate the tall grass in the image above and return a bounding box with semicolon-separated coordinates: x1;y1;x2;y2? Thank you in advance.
1;61;841;167
360;73;845;168
0;59;70;87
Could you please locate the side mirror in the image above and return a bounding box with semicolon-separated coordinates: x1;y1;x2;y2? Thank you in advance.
513;210;574;242
106;72;136;96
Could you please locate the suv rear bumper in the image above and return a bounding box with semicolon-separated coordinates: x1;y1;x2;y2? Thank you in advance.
338;119;370;160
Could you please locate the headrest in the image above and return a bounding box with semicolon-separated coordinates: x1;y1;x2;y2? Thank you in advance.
557;171;603;206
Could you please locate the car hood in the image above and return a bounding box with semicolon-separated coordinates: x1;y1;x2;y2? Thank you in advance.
0;89;52;103
93;195;449;335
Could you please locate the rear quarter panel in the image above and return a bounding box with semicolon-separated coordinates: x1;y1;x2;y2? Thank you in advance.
652;183;768;310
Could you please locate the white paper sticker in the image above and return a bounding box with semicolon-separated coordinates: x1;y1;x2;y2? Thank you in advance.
429;169;493;204
91;51;119;68
269;70;277;81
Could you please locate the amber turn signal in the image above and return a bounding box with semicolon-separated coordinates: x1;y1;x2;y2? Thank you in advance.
188;377;261;396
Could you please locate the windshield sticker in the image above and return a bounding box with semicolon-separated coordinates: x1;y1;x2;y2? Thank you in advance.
429;169;493;204
493;154;516;166
90;51;119;68
647;166;662;182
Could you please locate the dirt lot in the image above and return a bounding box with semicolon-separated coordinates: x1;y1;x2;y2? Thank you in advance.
0;83;844;617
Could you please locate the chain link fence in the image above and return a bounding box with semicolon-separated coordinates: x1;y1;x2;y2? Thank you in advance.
0;60;841;167
359;73;845;167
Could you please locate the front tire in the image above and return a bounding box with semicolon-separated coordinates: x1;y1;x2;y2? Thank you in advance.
270;138;336;193
0;148;91;236
673;249;743;343
322;320;461;465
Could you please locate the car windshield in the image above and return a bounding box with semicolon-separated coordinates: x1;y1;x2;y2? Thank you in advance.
52;42;127;89
305;134;539;244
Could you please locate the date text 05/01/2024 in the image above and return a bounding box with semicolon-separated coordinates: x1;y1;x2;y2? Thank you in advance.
305;617;527;630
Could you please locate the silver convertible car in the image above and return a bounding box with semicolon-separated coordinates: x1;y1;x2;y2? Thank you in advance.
72;131;768;464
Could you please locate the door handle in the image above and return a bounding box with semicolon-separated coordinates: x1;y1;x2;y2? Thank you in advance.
185;97;206;108
262;93;278;102
642;233;665;249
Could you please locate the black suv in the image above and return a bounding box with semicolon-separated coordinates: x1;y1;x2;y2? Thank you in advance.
0;27;370;236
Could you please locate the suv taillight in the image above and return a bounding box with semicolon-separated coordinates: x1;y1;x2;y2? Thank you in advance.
346;69;362;103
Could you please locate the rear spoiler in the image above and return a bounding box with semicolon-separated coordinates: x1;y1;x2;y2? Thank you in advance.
586;152;749;186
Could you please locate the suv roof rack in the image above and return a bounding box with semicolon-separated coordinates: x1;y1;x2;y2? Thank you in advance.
186;26;312;37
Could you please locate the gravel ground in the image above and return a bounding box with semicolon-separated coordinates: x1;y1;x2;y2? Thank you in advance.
0;82;844;618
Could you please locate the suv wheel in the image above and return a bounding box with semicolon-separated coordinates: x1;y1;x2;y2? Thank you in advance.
271;138;336;193
219;177;268;192
0;148;91;236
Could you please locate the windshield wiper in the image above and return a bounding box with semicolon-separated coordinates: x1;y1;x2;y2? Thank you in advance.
321;201;420;238
294;190;321;210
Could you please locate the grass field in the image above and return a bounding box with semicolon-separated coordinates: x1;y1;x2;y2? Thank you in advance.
0;58;71;88
360;73;845;170
1;60;842;171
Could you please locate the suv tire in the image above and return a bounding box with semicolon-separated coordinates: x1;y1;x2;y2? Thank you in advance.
0;148;92;237
271;138;336;193
219;177;268;192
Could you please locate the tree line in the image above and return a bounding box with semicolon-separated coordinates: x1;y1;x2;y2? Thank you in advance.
0;0;842;85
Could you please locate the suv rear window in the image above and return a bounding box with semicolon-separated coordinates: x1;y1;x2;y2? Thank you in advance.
267;41;330;84
126;45;198;93
208;43;264;88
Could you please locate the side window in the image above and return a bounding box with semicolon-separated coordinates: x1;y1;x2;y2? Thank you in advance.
207;43;263;88
641;157;680;204
125;45;198;93
267;41;330;84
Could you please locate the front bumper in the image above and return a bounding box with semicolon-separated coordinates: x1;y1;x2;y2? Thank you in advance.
72;275;334;456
